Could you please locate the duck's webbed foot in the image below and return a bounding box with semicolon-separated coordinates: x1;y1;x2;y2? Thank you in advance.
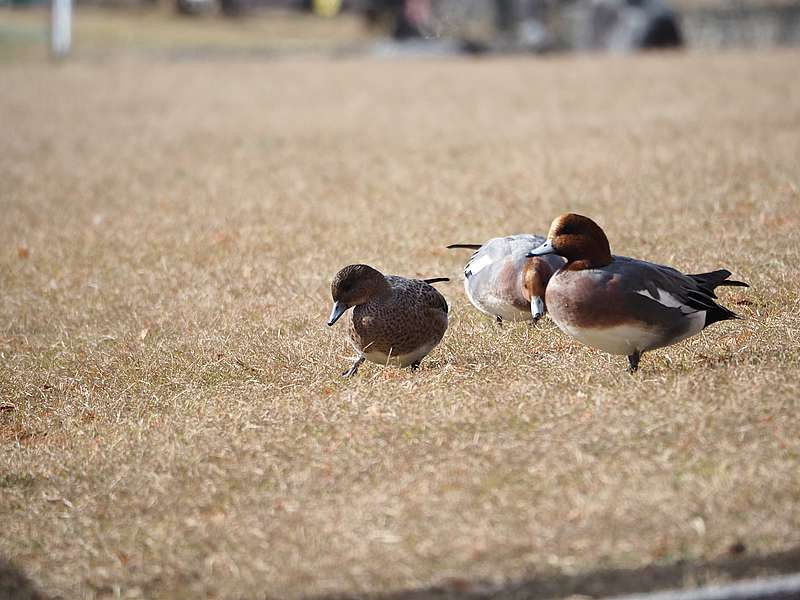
410;360;421;372
342;356;365;378
627;351;641;373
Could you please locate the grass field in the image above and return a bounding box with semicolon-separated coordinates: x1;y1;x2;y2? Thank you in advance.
1;47;800;600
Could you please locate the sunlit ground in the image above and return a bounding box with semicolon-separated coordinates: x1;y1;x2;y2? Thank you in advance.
1;24;799;600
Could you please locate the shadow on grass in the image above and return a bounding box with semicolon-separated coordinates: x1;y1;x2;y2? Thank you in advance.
0;558;49;600
312;545;800;600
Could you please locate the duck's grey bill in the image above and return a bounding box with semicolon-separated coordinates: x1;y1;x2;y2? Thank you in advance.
527;240;555;257
531;296;545;320
327;301;348;326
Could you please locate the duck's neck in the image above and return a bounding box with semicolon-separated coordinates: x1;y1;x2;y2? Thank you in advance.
370;277;393;300
565;236;613;270
566;254;613;271
522;257;555;299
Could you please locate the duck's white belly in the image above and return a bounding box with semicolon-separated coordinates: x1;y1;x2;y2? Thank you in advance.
555;314;705;356
555;321;660;356
464;277;530;321
361;343;437;367
467;289;530;321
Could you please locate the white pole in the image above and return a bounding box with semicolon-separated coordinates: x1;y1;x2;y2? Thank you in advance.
50;0;72;59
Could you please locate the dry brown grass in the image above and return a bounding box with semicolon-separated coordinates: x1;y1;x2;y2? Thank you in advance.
1;49;799;600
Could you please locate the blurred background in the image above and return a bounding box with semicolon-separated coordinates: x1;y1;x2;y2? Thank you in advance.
2;0;800;62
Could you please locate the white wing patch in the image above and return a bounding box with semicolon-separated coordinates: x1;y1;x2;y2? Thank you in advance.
466;254;493;277
635;288;698;315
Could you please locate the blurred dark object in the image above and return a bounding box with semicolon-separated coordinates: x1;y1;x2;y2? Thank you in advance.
175;0;215;15
729;541;748;555
577;0;683;50
0;558;48;600
219;0;250;16
495;0;516;31
362;0;554;48
363;0;431;39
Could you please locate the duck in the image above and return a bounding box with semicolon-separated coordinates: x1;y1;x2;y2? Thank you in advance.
327;264;449;377
448;235;566;324
528;213;748;372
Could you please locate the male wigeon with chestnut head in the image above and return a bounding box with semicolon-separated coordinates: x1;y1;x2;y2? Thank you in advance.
448;235;566;324
529;213;748;372
327;264;449;377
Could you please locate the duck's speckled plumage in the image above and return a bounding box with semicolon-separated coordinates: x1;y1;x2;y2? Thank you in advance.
328;265;448;376
350;275;448;361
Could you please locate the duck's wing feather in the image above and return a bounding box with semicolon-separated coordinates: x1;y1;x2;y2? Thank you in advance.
386;276;449;315
609;257;745;327
419;281;449;315
463;234;546;279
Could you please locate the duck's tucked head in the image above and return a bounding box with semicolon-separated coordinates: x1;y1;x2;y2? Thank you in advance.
523;256;558;319
327;264;386;326
528;213;612;268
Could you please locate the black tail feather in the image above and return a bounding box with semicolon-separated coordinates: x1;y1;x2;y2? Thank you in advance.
715;279;749;288
689;269;749;292
423;277;450;285
685;269;748;327
703;304;740;327
446;244;482;250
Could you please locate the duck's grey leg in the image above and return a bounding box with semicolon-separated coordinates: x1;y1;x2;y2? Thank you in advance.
495;316;503;326
627;351;641;373
410;360;421;372
342;356;365;378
